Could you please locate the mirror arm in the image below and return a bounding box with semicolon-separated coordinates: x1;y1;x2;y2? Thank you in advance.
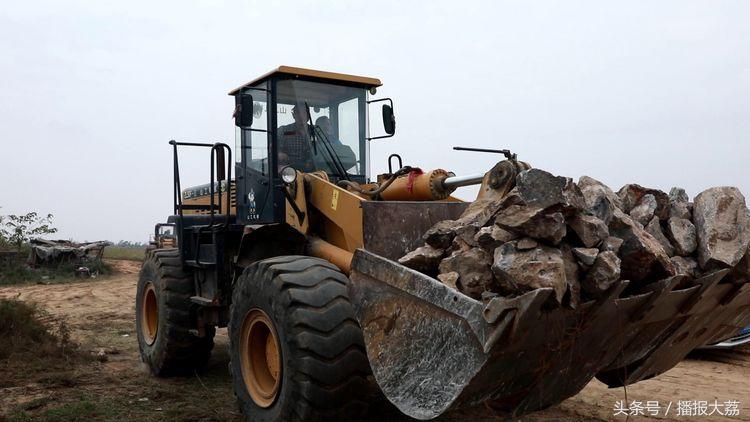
366;98;393;105
368;133;395;141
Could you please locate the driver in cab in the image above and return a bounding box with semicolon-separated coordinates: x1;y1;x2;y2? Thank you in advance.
277;104;315;171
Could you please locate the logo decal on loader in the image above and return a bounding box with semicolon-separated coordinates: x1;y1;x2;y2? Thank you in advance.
331;190;339;210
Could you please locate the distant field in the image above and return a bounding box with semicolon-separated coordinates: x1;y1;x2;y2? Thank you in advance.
103;247;146;261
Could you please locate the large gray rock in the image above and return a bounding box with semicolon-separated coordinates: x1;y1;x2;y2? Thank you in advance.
527;212;567;245
670;256;699;278
494;206;567;245
454;224;480;247
492;242;569;304
582;251;621;297
608;210;675;283
630;194;657;226
399;245;444;275
599;236;624;254
573;247;599;267
474;225;517;252
578;176;623;224
693;187;750;269
516;169;586;213
439;248;495;299
666;217;697;256
516;237;539;250
426;221;482;252
455;188;524;228
436;271;459;290
645;217;675;257
568;213;609;248
669;187;692;220
448;236;472;255
617;184;669;220
423;220;459;249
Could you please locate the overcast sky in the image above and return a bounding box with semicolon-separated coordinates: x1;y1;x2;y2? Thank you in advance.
1;1;748;242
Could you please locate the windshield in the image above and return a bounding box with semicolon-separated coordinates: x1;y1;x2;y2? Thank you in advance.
275;79;366;178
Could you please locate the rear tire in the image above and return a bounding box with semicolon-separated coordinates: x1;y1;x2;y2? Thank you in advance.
136;248;215;376
229;256;372;421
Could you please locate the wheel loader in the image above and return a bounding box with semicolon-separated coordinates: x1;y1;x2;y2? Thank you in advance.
137;66;750;420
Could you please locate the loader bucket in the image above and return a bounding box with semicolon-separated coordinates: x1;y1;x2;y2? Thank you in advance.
348;249;750;420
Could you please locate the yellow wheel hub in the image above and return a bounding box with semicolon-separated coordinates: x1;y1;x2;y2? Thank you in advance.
141;282;158;345
240;309;282;407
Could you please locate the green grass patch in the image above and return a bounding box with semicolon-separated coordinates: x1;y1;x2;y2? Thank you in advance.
5;377;240;422
0;261;41;285
40;396;122;421
103;246;146;262
7;394;123;422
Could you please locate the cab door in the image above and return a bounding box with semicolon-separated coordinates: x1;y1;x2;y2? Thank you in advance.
235;86;275;224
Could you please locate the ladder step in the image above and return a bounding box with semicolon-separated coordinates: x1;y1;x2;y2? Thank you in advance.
180;204;212;211
190;296;217;306
184;259;216;267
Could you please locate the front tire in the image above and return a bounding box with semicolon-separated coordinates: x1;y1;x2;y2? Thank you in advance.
229;256;372;421
136;248;215;376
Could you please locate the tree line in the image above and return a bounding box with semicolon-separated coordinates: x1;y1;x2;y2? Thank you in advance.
0;208;148;251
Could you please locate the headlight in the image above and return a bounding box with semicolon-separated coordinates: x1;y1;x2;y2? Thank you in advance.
280;166;297;184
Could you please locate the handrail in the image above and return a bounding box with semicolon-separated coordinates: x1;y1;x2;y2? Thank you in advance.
169;140;233;228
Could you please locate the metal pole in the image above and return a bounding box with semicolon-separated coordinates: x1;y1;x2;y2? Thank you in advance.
442;173;485;189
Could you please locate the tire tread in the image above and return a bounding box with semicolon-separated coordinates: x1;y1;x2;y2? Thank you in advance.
138;248;215;376
229;256;371;421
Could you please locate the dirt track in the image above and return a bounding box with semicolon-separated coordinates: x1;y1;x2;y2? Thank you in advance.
2;260;750;421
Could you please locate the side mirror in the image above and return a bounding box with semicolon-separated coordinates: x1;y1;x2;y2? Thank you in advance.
234;94;254;128
382;104;395;135
367;97;396;140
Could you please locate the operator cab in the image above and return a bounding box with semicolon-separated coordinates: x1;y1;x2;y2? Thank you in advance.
230;66;394;224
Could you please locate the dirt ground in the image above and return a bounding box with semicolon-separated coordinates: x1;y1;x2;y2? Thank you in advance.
1;259;749;421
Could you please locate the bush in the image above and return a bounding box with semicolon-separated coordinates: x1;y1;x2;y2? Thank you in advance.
0;299;51;360
85;260;115;275
0;299;76;361
0;262;36;285
0;299;87;394
0;260;114;286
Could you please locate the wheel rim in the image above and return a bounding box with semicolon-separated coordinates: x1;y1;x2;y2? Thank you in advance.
240;309;282;408
140;282;158;345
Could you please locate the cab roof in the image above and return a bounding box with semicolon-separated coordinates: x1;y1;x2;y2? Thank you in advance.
228;66;382;95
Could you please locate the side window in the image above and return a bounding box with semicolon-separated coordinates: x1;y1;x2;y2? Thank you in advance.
244;93;269;175
338;98;359;146
235;127;242;163
337;97;361;173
